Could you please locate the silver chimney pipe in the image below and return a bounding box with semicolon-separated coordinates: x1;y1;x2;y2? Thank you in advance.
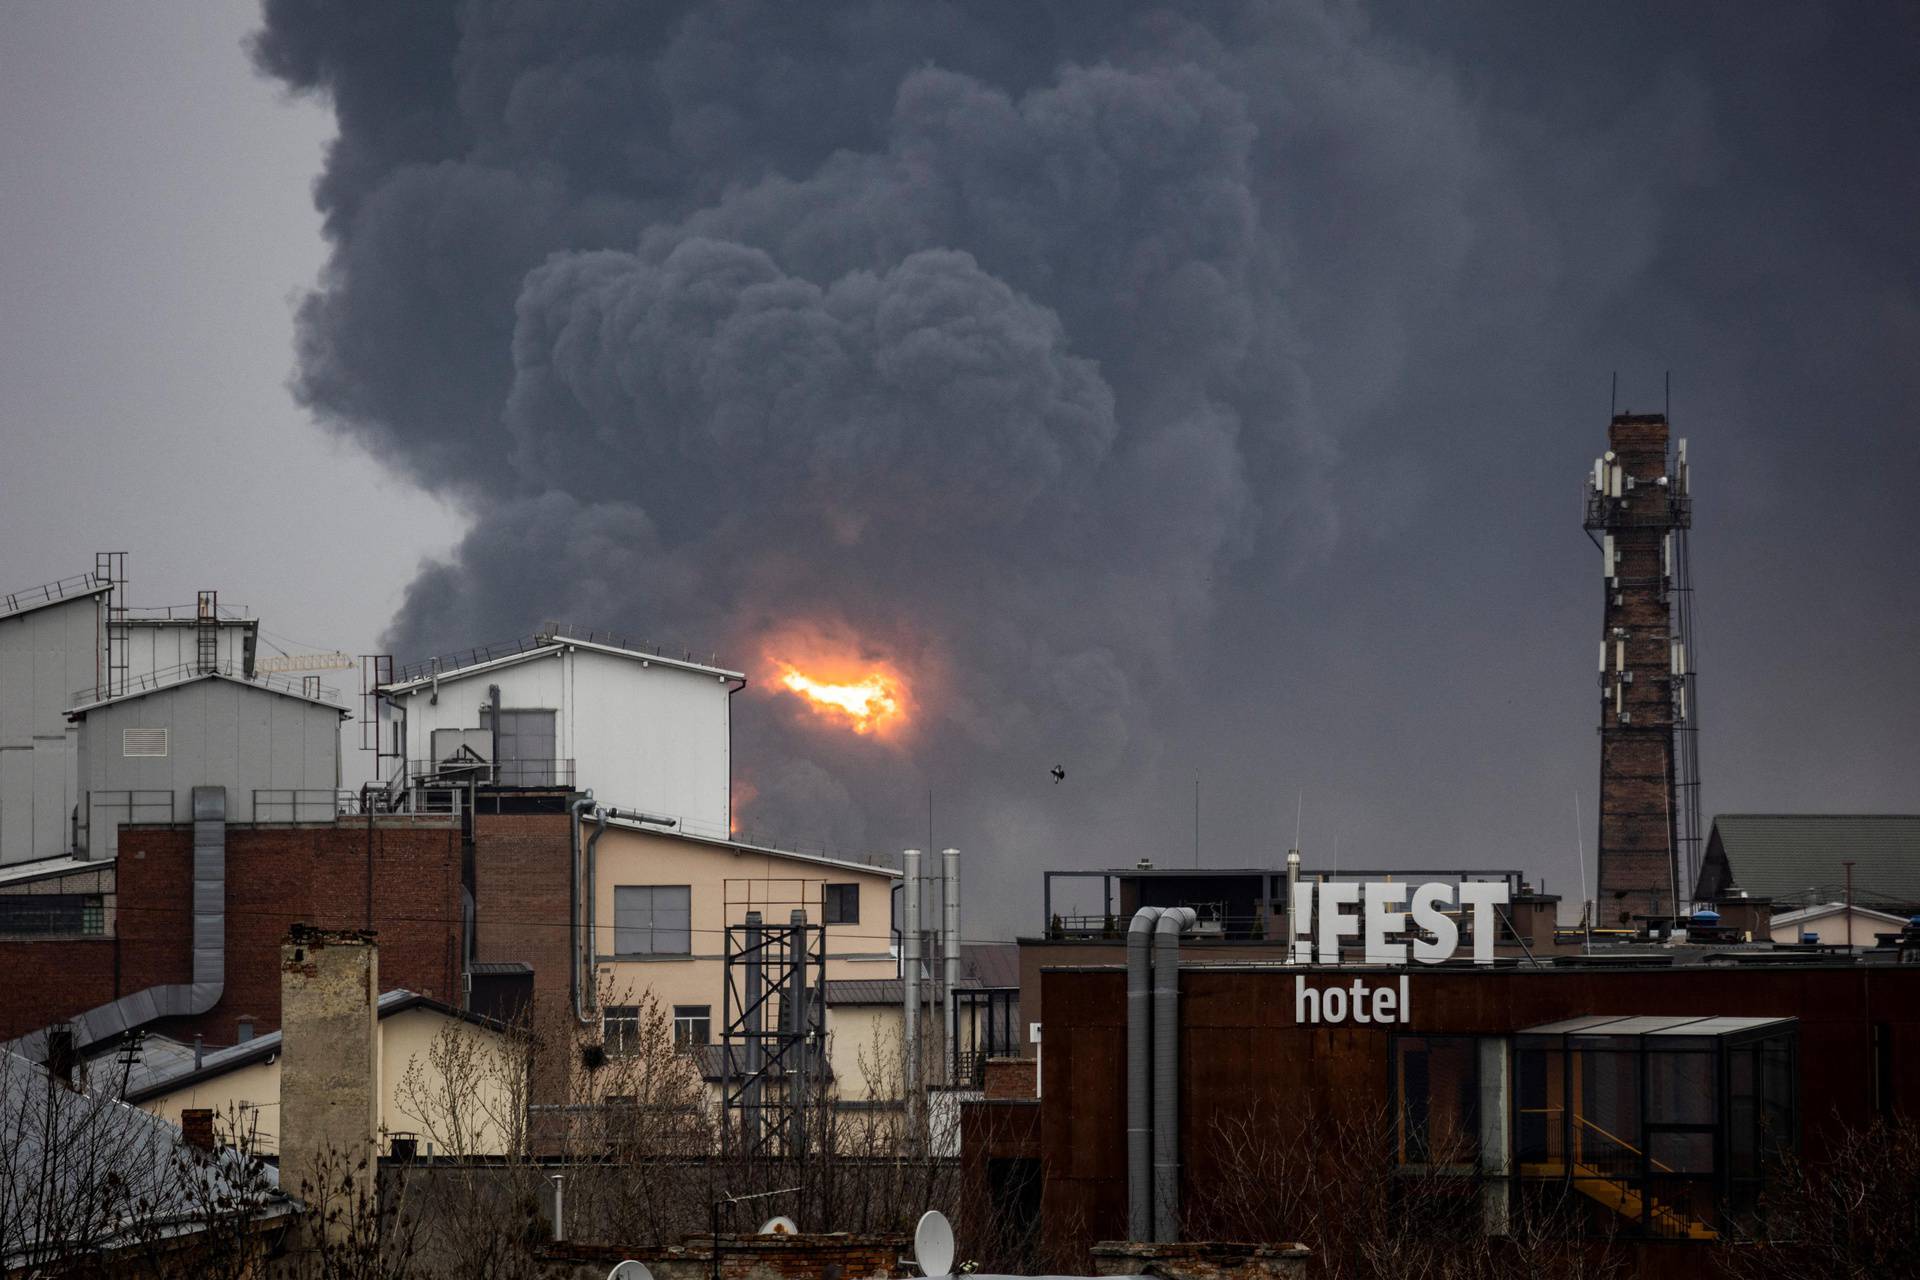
1152;907;1198;1242
942;847;960;1081
1125;906;1164;1242
902;849;922;1133
1285;846;1301;959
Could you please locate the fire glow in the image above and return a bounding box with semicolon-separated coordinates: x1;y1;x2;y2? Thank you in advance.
770;662;907;736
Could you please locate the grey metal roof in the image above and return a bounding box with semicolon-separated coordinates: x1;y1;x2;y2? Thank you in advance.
65;669;349;718
1695;814;1920;908
120;989;507;1104
963;942;1021;989
1;1049;291;1268
1518;1014;1796;1038
824;977;983;1005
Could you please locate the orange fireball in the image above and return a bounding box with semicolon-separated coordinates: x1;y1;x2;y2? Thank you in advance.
761;626;911;737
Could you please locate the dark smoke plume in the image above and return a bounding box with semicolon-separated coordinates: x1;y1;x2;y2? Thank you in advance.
258;2;1920;931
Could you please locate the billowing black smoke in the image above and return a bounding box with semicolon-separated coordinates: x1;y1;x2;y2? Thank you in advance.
257;2;1920;931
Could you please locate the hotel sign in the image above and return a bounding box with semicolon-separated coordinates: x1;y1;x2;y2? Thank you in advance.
1286;880;1512;1025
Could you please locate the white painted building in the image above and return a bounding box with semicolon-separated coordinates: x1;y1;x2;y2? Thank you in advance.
378;630;742;839
1769;901;1910;948
0;568;306;866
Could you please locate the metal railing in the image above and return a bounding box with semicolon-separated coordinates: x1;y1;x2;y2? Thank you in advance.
71;660;340;708
252;788;464;823
404;758;576;788
388;636;556;686
388;622;733;686
2;571;103;619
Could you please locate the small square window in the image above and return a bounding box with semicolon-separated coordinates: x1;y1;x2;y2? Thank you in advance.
674;1005;712;1048
824;883;860;925
613;885;691;955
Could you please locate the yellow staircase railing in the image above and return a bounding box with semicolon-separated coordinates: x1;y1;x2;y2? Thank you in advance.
1517;1108;1718;1240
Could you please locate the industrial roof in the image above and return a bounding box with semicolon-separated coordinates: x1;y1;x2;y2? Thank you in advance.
382;629;743;694
120;990;508;1104
65;670;349;718
1694;814;1920;909
824;977;985;1006
964;942;1022;989
0;579;109;624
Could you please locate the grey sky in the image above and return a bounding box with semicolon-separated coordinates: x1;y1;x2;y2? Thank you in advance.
3;2;1914;935
0;1;463;706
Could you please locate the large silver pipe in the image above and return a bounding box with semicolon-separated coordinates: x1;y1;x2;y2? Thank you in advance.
1153;907;1197;1242
1285;847;1301;960
903;849;922;1131
1126;906;1164;1243
942;847;960;1080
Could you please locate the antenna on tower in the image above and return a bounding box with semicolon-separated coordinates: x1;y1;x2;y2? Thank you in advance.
1610;371;1618;418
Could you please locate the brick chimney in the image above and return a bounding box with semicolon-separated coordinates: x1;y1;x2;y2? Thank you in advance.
181;1107;216;1152
279;924;379;1247
1584;414;1691;923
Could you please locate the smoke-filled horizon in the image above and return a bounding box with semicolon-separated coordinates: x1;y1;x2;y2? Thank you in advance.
257;1;1919;936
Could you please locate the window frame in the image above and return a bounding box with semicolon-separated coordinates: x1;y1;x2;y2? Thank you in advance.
823;882;861;925
673;1004;712;1049
612;884;692;957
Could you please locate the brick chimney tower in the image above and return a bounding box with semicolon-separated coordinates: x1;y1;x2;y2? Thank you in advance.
280;924;378;1249
1584;413;1695;924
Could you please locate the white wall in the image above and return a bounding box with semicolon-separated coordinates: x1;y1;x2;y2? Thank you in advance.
1770;907;1905;947
394;644;734;837
121;618;255;681
0;593;103;863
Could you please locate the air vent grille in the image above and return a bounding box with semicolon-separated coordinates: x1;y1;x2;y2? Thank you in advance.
123;728;169;758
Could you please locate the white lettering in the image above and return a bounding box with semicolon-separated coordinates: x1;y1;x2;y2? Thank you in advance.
1410;883;1458;963
1363;882;1408;964
1458;882;1511;965
1290;881;1315;963
1318;881;1362;964
1292;974;1412;1025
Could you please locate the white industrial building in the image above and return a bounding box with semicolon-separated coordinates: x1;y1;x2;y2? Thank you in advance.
375;627;742;839
69;673;345;858
0;566;326;867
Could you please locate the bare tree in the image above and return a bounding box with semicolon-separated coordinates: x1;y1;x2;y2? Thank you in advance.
1719;1112;1920;1280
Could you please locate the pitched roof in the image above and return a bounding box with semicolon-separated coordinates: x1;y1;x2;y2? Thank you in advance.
1;1050;291;1268
598;811;901;880
963;942;1021;989
66;670;348;718
381;628;742;693
1695;815;1920;909
121;990;507;1104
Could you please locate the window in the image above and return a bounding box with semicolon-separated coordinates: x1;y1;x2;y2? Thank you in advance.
674;1005;711;1048
0;895;104;936
603;1005;641;1055
824;882;860;925
613;885;691;955
122;728;168;757
1394;1036;1481;1168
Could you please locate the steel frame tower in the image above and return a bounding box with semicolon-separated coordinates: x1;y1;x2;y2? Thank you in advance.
1583;413;1700;923
720;909;825;1161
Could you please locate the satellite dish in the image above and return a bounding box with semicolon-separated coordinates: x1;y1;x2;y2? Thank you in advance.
914;1209;955;1277
609;1263;654;1280
758;1215;798;1236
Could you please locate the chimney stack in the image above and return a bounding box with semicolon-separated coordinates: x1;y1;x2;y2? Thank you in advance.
280;924;379;1247
1584;413;1694;924
181;1108;216;1152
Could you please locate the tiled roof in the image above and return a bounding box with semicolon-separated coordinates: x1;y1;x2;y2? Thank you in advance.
1695;815;1920;909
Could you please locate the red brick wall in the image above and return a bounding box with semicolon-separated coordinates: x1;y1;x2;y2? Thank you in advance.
0;819;463;1045
471;811;573;1034
983;1056;1038;1099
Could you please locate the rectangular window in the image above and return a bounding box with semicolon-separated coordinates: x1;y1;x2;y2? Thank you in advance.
824;882;860;925
0;895;104;936
674;1005;712;1048
603;1005;641;1056
1393;1035;1481;1168
122;728;168;757
613;885;691;956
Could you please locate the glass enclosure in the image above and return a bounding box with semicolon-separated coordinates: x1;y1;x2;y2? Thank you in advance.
1512;1015;1797;1240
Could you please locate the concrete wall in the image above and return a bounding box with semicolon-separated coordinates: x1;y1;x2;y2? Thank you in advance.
279;928;378;1236
75;677;342;856
0;592;103;864
393;643;734;838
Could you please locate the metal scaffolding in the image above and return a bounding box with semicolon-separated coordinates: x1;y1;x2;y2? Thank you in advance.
720;909;824;1161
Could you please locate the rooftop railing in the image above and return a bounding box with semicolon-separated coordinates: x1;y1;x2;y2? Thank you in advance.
71;661;340;708
404;758;576;788
1;571;103;620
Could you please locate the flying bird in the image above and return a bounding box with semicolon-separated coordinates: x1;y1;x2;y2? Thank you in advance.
1050;765;1066;785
